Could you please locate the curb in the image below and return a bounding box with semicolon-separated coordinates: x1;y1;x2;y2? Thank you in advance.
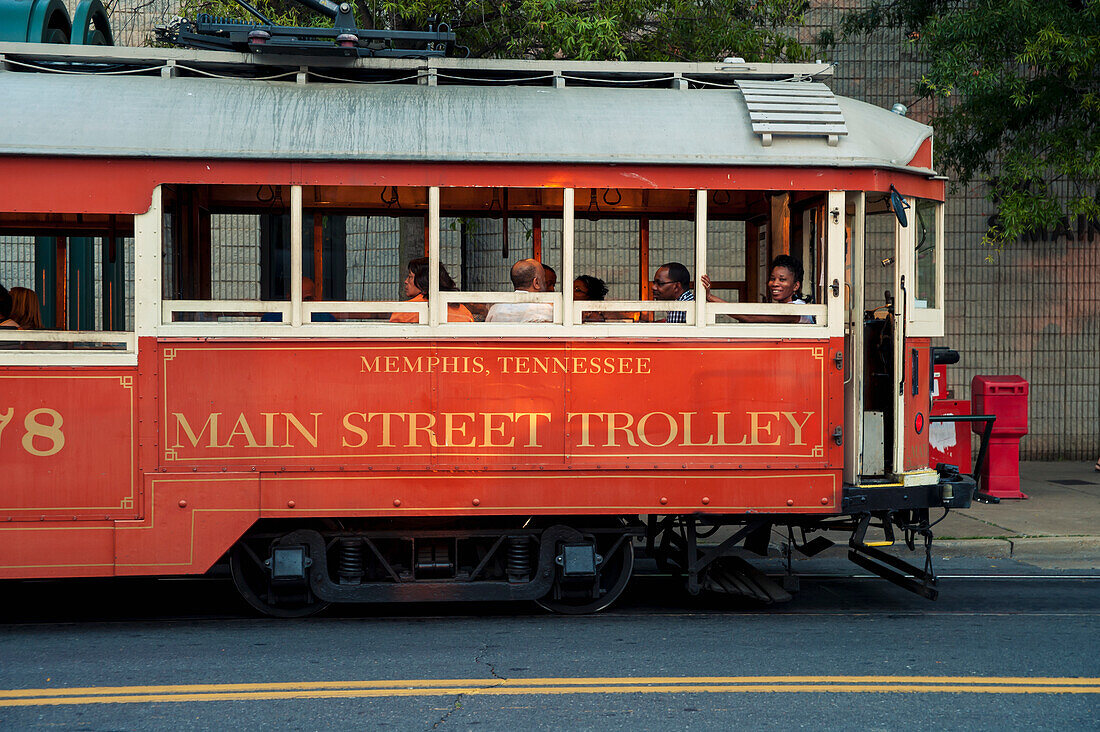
935;536;1100;562
753;536;1100;564
1007;536;1100;561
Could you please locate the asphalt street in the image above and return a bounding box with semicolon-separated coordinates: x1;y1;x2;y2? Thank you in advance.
1;562;1097;731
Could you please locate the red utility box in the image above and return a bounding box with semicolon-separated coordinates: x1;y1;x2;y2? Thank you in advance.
971;375;1029;499
930;399;972;473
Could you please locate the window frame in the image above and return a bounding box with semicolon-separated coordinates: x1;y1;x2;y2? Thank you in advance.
148;184;846;340
905;197;945;337
0;221;140;367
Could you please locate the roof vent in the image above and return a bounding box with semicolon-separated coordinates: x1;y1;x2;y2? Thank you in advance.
736;79;848;147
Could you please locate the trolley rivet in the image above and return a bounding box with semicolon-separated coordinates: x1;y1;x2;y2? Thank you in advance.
287;500;295;508
820;497;829;505
393;499;402;507
701;496;710;505
787;499;795;506
472;498;480;506
659;496;668;505
178;499;187;508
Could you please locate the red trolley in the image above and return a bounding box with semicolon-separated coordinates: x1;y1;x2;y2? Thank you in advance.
0;44;969;614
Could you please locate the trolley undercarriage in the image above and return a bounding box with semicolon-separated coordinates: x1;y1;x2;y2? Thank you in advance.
226;469;978;617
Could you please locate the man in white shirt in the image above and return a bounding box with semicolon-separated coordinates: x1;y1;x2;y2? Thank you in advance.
485;259;554;323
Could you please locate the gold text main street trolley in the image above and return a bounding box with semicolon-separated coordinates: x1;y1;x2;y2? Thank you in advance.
0;44;977;615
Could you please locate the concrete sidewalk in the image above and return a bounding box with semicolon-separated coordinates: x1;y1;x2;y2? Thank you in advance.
716;461;1100;570
929;460;1100;568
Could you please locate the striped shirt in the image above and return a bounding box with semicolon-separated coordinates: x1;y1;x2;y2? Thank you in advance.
665;289;695;323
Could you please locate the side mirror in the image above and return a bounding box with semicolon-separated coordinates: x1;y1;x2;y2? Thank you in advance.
889;185;910;228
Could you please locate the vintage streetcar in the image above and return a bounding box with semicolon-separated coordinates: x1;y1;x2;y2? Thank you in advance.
0;43;980;615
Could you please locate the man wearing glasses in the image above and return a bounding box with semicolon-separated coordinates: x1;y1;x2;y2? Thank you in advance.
651;262;694;323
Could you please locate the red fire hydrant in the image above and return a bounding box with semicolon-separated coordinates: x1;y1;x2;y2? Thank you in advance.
971;375;1029;499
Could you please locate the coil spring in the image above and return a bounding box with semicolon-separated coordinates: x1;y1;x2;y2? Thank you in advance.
338;537;363;583
506;536;531;580
197;13;254;26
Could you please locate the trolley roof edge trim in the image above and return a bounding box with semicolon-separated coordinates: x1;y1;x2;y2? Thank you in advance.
0;150;937;178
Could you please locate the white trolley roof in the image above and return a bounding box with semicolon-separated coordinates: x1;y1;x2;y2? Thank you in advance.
0;44;934;174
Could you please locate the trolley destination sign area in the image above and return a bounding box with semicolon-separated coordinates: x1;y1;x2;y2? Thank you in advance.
160;342;836;467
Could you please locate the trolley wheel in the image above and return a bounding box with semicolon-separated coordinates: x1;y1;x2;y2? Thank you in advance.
536;533;635;615
229;542;330;618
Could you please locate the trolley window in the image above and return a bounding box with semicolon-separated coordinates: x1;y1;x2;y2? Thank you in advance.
437;187;564;325
569;188;699;325
0;212;135;364
162;185;294;324
908;197;945;336
303;185;432;325
160;185;429;327
704;190;828;326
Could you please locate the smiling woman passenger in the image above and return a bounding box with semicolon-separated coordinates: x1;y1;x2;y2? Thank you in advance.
703;255;814;324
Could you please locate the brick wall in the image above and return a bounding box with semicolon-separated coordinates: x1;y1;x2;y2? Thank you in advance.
800;1;1099;459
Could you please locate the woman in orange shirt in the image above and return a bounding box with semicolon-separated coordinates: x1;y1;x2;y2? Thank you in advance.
390;257;474;324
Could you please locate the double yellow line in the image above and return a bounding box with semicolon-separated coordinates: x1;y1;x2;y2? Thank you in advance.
2;676;1098;707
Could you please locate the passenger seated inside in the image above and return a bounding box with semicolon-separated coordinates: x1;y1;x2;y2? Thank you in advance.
390;257;474;324
703;254;815;324
10;287;42;329
485;259;554;323
573;274;608;323
542;264;557;292
651;262;694;323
